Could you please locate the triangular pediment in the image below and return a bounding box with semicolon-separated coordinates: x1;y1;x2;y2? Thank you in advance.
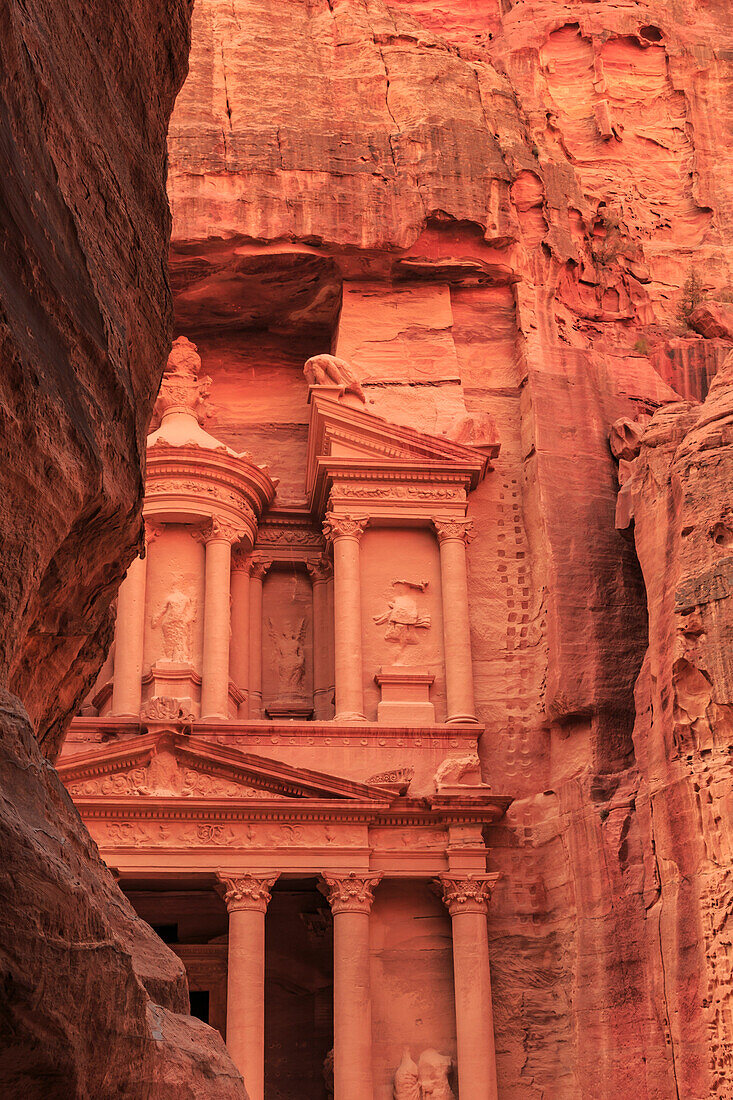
306;391;492;508
58;731;392;804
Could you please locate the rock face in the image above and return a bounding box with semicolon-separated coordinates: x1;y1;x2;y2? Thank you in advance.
0;0;244;1094
166;0;733;1095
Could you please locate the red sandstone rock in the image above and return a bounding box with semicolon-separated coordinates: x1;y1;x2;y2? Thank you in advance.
0;0;245;1093
689;301;733;341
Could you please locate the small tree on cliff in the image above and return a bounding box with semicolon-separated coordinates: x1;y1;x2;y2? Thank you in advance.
678;268;705;326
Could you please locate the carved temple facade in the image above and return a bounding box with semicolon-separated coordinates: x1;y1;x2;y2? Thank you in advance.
59;338;511;1100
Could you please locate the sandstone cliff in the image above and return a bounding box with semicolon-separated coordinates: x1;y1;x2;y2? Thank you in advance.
167;0;733;1094
0;0;244;1092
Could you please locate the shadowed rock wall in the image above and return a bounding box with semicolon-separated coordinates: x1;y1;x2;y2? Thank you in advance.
0;0;245;1093
168;1;733;1095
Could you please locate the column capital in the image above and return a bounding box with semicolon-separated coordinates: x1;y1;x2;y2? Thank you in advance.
307;556;333;584
194;515;247;545
144;519;164;549
231;547;252;573
217;872;279;914
323;512;369;543
433;518;475;545
436;873;500;916
320;871;383;914
249;559;272;582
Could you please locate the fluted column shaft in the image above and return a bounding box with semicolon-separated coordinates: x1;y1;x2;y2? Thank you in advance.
219;873;279;1100
323;514;368;722
308;557;334;720
248;561;270;719
437;874;500;1100
434;519;476;723
111;547;148;716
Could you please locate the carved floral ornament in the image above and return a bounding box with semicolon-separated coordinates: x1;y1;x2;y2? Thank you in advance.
192;515;247;546
217;872;280;913
322;512;369;542
306;557;333;584
435;872;499;916
432;518;475;545
319;871;383;914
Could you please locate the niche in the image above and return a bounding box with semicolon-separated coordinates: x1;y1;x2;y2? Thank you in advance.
262;566;314;719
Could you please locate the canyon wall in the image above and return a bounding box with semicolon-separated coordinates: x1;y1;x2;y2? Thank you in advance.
0;0;244;1093
168;0;733;1095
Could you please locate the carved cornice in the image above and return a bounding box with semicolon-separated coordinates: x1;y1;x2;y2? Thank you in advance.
433;518;475;545
193;516;247;546
436;873;500;916
320;871;383;914
217;872;279;913
322;513;369;542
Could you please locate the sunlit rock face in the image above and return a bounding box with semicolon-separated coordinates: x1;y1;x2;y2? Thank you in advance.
166;1;733;1095
0;0;244;1094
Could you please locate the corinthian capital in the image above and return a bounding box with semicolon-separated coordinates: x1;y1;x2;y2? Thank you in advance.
435;873;499;916
194;515;247;545
217;872;279;913
433;518;475;545
322;513;369;543
249;559;272;582
320;871;383;914
306;556;333;584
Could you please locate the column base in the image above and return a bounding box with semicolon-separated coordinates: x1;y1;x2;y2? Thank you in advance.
334;711;368;724
446;713;479;725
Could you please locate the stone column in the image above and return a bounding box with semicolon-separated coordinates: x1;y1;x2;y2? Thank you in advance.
248;561;271;719
111;527;154;717
218;872;279;1100
321;872;382;1100
433;519;477;723
323;514;368;722
436;873;501;1100
308;556;334;720
230;548;251;717
200;518;243;720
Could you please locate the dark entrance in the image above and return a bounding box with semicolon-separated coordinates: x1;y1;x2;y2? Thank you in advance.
265;878;334;1099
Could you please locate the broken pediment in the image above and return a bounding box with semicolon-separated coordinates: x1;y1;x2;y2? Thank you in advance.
57;730;393;804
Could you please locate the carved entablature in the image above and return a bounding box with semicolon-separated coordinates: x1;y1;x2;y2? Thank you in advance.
254;511;325;566
305;390;496;525
144;338;276;546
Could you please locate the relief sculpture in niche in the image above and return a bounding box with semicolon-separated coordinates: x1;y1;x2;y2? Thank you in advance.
394;1050;455;1100
152;583;197;663
374;580;431;649
268;617;307;698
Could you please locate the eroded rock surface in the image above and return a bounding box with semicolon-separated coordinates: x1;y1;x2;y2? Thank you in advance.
0;0;244;1093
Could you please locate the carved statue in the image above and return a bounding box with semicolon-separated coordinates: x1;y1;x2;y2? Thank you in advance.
152;587;197;663
394;1049;421;1100
303;353;366;403
374;581;431;647
268;617;307;696
418;1050;455;1099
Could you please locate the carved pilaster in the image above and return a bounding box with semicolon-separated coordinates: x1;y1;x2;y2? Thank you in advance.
218;872;280;914
435;873;499;916
322;513;369;543
433;518;475;545
320;871;383;915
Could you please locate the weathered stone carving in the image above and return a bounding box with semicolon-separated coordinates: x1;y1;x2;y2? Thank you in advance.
322;513;369;541
367;766;415;793
393;1049;421;1100
153;336;212;424
304;353;366;402
434;753;482;790
432;518;475;544
374;581;431;646
141;695;195;723
217;872;279;913
268;617;307;696
320;871;383;914
436;873;497;916
152;586;197;663
417;1050;455;1100
195;515;247;545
